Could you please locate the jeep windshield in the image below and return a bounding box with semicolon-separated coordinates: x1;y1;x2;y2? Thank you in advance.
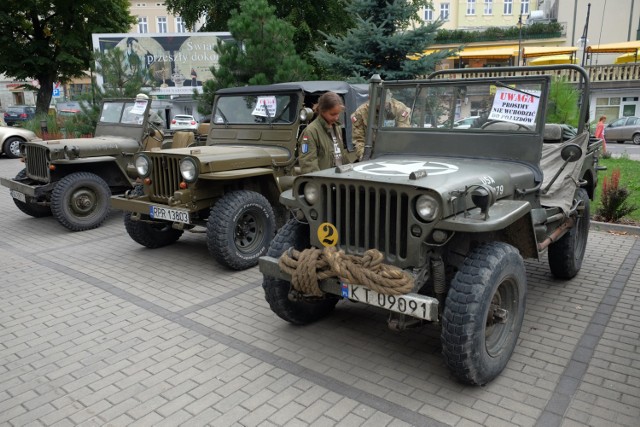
213;94;297;125
99;100;149;125
384;79;545;133
372;75;551;164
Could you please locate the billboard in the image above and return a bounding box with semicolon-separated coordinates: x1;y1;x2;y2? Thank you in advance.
91;32;233;96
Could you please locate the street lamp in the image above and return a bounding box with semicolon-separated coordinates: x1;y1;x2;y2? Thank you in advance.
517;15;523;66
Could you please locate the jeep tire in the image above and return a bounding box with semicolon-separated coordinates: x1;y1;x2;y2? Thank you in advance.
3;136;22;159
124;186;183;248
207;190;275;270
11;169;52;218
51;172;111;231
548;188;590;279
262;219;339;325
442;242;526;386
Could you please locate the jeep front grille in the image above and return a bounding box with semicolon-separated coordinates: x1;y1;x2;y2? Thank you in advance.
322;183;409;261
24;145;50;181
150;155;181;201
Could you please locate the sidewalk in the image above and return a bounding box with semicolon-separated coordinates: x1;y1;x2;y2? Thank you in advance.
0;157;639;426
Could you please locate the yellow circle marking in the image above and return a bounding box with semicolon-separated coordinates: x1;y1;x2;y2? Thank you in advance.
317;222;338;247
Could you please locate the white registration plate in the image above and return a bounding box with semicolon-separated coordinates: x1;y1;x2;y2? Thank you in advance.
341;283;436;320
149;206;190;223
10;190;26;203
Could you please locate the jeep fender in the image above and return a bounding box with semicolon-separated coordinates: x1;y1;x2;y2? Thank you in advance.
436;200;539;259
50;157;133;189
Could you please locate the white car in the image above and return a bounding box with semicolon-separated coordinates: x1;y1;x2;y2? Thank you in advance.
170;115;198;131
0;125;40;158
452;116;481;129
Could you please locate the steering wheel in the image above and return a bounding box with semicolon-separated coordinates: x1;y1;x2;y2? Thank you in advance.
480;120;530;131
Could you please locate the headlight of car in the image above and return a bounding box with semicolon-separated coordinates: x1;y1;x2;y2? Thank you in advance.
415;195;439;222
299;107;314;122
180;157;198;182
135;155;150;177
302;181;320;205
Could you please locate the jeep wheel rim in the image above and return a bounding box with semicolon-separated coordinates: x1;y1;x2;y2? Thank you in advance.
485;277;518;357
70;188;98;216
234;210;265;252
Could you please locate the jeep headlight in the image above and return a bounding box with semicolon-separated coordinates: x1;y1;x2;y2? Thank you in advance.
415;195;439;222
302;181;320;205
180;158;198;182
135;155;151;177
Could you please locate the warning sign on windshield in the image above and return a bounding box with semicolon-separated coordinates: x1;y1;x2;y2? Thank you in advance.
488;88;540;126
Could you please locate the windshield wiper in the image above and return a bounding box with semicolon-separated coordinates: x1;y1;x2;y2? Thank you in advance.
216;107;230;128
494;81;540;98
268;101;291;125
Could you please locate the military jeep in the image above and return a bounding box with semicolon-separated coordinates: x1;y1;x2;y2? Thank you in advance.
258;65;603;385
110;82;368;270
0;97;174;231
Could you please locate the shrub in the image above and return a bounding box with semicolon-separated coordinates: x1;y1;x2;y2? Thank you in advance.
596;169;638;222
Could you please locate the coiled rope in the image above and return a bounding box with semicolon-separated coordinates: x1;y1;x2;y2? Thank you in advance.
278;246;414;297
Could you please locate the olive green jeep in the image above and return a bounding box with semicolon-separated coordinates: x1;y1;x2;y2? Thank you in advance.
258;65;604;385
0;97;182;231
110;82;368;270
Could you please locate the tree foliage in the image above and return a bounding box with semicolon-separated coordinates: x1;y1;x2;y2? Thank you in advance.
313;0;450;80
546;77;580;127
164;0;352;65
0;0;135;114
196;0;314;115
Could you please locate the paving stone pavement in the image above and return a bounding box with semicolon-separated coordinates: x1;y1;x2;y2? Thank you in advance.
0;157;638;427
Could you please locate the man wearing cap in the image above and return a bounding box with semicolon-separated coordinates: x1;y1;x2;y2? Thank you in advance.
350;96;411;160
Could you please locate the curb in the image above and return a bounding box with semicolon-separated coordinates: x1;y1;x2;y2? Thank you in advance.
590;220;640;236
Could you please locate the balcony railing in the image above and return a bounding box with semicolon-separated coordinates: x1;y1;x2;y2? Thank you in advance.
436;63;640;83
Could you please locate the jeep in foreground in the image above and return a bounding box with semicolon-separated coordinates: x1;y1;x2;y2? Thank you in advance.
258;65;602;385
0;97;176;231
110;82;368;270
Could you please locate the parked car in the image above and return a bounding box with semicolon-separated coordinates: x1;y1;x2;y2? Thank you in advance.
170;114;198;131
603;116;640;144
453;115;481;129
4;105;36;126
0;125;40;158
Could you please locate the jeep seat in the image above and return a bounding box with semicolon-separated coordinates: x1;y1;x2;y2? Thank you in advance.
543;124;563;143
171;131;195;149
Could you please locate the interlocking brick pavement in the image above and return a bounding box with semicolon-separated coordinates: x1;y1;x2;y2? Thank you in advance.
0;157;639;426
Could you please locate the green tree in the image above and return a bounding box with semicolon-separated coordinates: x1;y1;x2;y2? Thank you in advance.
164;0;352;66
0;1;135;114
313;0;450;80
546;77;580;127
196;0;314;115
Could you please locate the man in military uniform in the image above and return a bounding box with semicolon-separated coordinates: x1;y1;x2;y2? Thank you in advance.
351;96;411;160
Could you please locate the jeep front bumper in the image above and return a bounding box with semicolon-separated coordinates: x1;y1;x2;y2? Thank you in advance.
259;256;439;322
0;176;54;198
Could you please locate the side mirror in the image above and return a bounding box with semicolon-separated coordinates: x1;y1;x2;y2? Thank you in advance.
560;143;582;163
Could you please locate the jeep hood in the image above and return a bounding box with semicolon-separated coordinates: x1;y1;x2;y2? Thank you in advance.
306;154;539;200
159;144;292;172
24;136;140;157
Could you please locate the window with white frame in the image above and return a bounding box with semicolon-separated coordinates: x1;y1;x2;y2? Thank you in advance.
504;0;513;14
175;17;186;33
467;0;476;15
157;16;167;33
484;0;493;15
424;7;433;21
138;17;148;33
440;3;450;20
521;0;530;14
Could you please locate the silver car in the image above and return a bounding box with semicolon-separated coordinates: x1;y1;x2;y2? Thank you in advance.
0;125;40;158
603;116;640;144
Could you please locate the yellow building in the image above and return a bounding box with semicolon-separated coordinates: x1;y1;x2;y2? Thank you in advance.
422;1;534;30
